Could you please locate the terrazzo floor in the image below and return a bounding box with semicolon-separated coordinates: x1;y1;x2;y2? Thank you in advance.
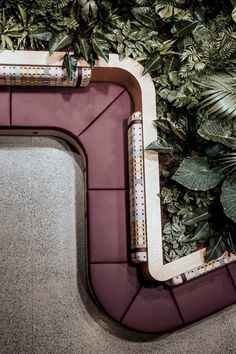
0;136;235;354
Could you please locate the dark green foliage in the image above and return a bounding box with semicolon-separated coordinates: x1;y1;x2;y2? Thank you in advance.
91;35;109;62
161;186;215;262
49;32;72;54
221;178;236;222
172;157;225;191
0;0;160;66
63;53;77;79
132;7;156;29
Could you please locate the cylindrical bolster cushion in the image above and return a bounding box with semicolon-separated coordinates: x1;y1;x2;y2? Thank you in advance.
0;65;91;87
166;252;236;286
128;111;147;263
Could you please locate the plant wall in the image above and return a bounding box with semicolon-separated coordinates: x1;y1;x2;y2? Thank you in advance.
1;0;236;262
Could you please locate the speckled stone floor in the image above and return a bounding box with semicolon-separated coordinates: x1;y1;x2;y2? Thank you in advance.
0;136;235;354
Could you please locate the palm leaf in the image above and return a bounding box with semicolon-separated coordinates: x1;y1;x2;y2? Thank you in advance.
198;74;236;120
216;153;236;176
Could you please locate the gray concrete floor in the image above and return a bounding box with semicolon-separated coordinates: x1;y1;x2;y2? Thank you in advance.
0;136;235;354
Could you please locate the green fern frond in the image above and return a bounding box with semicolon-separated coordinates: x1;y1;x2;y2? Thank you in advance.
180;18;236;78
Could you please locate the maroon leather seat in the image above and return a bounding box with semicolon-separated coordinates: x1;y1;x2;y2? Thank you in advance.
88;190;129;263
90;263;140;321
228;262;236;287
171;268;236;324
121;285;183;332
2;82;236;333
0;87;10;125
11;84;125;136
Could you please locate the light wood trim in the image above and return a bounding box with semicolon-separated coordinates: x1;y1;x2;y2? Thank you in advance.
0;50;90;67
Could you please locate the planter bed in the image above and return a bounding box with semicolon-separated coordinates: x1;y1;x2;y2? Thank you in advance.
0;50;235;333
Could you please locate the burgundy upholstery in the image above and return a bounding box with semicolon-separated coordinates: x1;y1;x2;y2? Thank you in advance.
121;286;183;333
172;268;236;323
88;190;128;263
0;87;10;125
90;263;140;321
79;90;131;189
11;84;125;135
227;262;236;288
1;83;236;333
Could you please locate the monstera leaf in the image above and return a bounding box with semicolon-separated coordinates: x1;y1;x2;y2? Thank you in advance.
221;177;236;223
198;120;236;150
172;157;224;191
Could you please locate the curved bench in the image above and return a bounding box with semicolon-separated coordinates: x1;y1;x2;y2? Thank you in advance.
0;82;235;333
0;52;235;333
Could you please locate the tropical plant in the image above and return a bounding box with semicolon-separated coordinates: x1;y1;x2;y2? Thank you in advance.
160;186;217;262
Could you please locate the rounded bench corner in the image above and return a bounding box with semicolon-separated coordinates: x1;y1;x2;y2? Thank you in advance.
88;263;140;323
